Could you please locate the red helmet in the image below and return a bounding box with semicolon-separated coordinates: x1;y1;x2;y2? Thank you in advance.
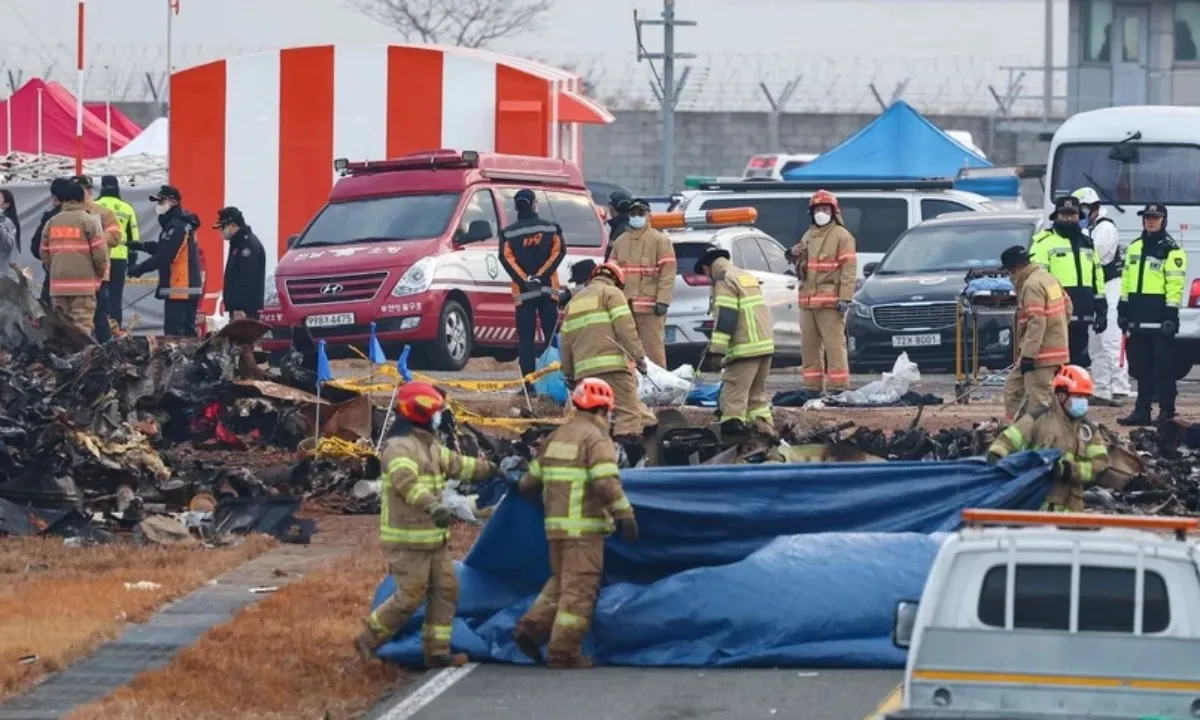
590;261;626;289
1052;365;1095;396
572;378;615;412
809;189;840;211
395;382;446;424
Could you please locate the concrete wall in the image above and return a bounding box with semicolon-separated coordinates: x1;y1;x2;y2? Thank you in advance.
583;110;1052;195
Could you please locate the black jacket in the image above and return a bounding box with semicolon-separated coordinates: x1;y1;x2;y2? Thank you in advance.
604;215;629;261
223;226;266;314
31;206;61;261
498;213;566;301
132;206;202;300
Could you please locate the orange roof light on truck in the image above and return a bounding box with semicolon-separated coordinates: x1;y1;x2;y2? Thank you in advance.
651;206;758;231
962;509;1199;539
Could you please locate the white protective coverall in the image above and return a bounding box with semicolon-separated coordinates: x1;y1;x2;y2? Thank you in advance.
1086;210;1131;400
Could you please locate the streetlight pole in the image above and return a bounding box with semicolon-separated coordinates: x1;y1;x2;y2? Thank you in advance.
1043;0;1054;121
75;0;86;175
635;0;696;195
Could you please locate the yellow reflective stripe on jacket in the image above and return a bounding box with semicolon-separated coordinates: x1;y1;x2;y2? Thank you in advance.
575;353;627;374
563;309;612;333
528;459;544;479
439;446;477;481
1076;459;1095;484
609;495;632;514
404;476;439;505
380;526;449;545
542;466;590;483
388;457;420;476
544;517;612;535
588;462;619;480
555;611;586;628
609;304;632;320
1001;424;1026;449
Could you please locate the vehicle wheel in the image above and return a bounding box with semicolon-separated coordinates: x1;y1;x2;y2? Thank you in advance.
425;299;472;371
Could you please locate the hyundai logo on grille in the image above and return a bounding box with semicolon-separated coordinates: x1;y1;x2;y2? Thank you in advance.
320;283;344;296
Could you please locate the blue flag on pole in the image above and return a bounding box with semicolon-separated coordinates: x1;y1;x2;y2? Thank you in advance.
397;345;413;383
368;322;386;364
317;339;334;385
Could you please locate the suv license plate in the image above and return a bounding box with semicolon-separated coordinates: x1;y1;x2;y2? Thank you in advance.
892;333;940;348
664;327;677;343
305;313;355;328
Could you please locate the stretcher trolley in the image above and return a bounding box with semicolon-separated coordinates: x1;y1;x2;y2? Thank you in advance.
953;268;1018;404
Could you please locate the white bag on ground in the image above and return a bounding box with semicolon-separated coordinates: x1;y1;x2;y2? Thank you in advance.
638;361;694;406
830;352;920;406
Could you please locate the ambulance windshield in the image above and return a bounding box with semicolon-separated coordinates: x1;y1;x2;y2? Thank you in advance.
296;193;460;248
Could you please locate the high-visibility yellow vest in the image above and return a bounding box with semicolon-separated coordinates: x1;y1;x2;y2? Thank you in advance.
1120;236;1187;330
1029;230;1104;295
94;196;139;260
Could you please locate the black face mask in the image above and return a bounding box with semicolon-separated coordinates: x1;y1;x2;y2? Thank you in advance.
1053;220;1082;239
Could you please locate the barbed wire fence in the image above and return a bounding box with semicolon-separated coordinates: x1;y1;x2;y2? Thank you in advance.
1;43;1071;120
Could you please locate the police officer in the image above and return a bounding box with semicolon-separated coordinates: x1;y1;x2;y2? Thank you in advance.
1118;203;1188;427
213;207;266;321
1074;187;1130;406
499;189;567;391
603;190;633;261
94;175;139;331
128;185;203;337
1030;195;1104;368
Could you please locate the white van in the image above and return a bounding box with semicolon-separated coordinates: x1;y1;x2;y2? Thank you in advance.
679;179;996;278
888;510;1200;720
1047;106;1200;378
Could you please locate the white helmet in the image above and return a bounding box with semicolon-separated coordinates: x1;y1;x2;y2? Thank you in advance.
1072;187;1101;205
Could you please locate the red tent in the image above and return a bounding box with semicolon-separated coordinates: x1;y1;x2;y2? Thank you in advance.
85;102;143;139
1;78;132;158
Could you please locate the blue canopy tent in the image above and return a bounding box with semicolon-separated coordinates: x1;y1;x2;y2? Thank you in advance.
781;100;1018;197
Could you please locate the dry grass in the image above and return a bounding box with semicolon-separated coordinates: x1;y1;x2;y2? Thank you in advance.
67;522;484;720
0;535;273;698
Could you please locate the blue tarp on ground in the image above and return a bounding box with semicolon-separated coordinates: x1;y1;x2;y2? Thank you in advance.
374;451;1056;668
782;100;991;182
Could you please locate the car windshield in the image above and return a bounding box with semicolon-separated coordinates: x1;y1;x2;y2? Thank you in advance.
876;222;1034;274
296;193;460;248
1052;142;1200;206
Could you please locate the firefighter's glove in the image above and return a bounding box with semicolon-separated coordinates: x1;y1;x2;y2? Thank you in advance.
616;515;639;543
654;302;669;317
429;502;453;529
1019;356;1035;374
985;451;1002;465
1117;302;1129;333
1093;314;1107;334
636;358;649;375
558;289;573;307
526;278;542;294
836;300;851;315
702;353;722;373
1162;320;1178;338
127;264;147;278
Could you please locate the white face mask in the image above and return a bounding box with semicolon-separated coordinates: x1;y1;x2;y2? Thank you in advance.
813;211;832;227
628;215;647;230
154;202;170;215
430;410;443;431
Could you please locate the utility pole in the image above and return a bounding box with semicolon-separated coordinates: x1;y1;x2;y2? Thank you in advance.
635;0;696;195
1043;0;1053;121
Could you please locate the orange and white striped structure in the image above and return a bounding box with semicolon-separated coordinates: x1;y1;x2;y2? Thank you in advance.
168;44;614;305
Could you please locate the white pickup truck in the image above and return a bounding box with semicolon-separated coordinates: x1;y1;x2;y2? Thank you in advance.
887;509;1200;720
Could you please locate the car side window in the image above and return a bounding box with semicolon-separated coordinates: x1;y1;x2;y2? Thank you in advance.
755;236;791;274
837;198;909;255
458;190;500;243
921;198;971;220
735;236;770;272
543;190;605;248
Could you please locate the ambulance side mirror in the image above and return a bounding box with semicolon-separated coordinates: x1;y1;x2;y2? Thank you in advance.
893;600;919;649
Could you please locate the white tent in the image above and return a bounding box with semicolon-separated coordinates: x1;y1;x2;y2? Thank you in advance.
114;117;169;159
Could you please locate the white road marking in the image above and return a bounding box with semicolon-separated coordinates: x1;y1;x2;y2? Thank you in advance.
377;663;478;720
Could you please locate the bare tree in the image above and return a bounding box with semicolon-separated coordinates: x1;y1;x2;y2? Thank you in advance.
348;0;555;49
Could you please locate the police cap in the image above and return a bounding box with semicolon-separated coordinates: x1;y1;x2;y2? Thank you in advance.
1138;202;1167;218
213;206;245;228
514;188;537;209
1051;195;1082;219
150;184;182;203
628;197;651;212
1000;245;1031;270
608;189;633;211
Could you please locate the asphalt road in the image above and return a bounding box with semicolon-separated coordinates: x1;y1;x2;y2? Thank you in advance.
372;665;903;720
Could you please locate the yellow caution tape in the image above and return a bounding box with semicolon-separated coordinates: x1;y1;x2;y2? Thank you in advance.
450;401;563;429
300;436;378;460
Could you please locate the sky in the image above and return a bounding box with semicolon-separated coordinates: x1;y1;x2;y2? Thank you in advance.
0;0;1069;113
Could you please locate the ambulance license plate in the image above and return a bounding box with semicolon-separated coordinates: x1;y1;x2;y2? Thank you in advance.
305;313;355;328
892;333;940;348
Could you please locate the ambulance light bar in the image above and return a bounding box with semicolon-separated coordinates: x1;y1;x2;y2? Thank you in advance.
651;207;758;231
962;509;1199;538
334;150;482;176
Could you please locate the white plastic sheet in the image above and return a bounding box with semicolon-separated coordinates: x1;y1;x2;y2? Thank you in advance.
830;352;921;406
638;361;695;406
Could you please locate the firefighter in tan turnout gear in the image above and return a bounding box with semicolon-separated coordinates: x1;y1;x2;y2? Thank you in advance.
609;198;677;367
41;179;108;334
1001;245;1072;420
987;365;1109;512
560;262;656;451
512;378;638;669
789;189;857;392
694;245;776;438
356;382;495;667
